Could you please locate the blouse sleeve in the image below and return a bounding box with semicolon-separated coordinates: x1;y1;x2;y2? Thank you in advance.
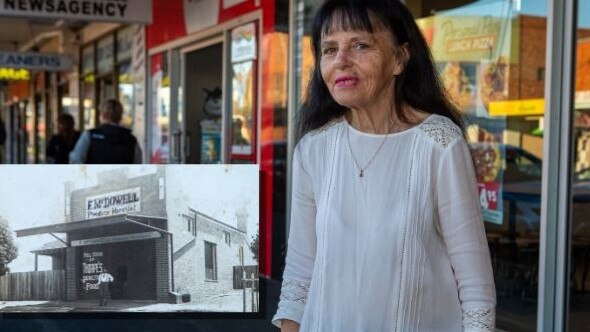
436;140;496;332
272;144;317;328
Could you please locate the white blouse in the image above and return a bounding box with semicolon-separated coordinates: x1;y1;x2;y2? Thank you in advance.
272;114;496;332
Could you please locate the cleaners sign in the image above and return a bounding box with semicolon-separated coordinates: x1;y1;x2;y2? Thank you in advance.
86;187;141;219
0;0;152;24
0;51;73;71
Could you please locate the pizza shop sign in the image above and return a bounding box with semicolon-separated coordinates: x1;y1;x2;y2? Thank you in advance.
85;187;141;219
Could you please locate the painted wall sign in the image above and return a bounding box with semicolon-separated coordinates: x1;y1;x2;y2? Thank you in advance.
0;0;152;24
0;51;73;71
72;231;161;247
81;250;104;292
231;22;257;63
85;187;141;219
0;67;30;80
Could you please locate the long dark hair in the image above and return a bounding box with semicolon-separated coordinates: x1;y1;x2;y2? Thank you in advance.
298;0;463;139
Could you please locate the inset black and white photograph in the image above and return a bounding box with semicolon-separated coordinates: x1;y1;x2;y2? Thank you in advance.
0;165;259;313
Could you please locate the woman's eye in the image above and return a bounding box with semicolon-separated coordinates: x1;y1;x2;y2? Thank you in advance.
322;47;337;55
354;43;369;50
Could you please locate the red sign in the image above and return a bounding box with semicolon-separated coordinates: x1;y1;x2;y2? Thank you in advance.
478;182;500;211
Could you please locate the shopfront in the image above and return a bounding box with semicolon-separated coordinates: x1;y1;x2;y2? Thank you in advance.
288;0;590;330
146;0;289;279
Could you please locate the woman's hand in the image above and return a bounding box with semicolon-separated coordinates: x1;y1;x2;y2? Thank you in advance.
280;319;300;332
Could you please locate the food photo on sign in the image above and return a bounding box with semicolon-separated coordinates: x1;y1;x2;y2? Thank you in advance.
0;165;260;314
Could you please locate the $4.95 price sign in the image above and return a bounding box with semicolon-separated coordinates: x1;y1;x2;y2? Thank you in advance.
477;182;500;211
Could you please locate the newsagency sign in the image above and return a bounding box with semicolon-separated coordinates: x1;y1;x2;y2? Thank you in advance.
0;52;73;71
86;187;141;219
0;0;152;24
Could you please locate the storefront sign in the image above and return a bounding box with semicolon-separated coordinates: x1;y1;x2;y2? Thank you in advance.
478;182;503;225
0;51;73;71
0;67;30;80
231;23;257;63
81;250;104;292
0;0;152;24
576;90;590;109
489;99;545;117
427;15;517;63
72;231;161;247
86;187;141;219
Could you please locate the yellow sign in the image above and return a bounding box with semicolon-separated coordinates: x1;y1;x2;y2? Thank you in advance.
425;15;518;63
0;67;30;80
489;99;545;116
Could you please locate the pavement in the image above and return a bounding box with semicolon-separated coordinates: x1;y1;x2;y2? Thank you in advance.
0;277;281;332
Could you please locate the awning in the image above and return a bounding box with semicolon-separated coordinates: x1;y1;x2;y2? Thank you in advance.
31;240;67;255
15;214;168;238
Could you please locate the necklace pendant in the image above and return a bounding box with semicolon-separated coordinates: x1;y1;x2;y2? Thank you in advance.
359;170;364;178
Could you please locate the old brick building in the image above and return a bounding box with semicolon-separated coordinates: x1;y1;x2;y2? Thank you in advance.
15;167;255;305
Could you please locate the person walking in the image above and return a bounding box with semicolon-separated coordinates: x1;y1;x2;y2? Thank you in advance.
98;269;114;307
70;99;142;164
272;0;495;331
46;113;80;164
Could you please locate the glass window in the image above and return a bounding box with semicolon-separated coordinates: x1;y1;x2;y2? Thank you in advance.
292;0;549;330
414;1;548;330
116;26;134;64
569;0;590;330
150;52;170;164
205;241;217;281
224;231;231;246
118;62;134;128
97;35;115;75
82;44;95;76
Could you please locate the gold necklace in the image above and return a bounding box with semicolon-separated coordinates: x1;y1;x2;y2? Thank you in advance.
346;121;391;178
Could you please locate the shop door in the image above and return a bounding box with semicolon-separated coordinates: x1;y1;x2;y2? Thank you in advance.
181;41;224;164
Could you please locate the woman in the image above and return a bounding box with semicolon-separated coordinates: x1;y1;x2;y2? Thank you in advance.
46;113;80;164
272;0;496;331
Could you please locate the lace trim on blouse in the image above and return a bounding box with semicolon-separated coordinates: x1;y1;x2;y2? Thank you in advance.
418;115;463;149
279;279;311;305
464;307;495;331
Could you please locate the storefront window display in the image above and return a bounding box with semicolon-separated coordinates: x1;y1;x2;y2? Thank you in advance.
81;45;96;130
292;0;552;330
230;23;258;161
117;26;134;129
150;53;170;164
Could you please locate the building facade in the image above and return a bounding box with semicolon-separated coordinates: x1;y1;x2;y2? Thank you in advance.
15;167;255;305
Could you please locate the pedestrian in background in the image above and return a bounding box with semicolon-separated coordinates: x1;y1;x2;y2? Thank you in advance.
46;113;80;164
98;269;114;307
272;0;495;331
70;99;142;164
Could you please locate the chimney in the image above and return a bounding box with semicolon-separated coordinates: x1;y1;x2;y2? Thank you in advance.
235;207;248;234
64;180;74;222
97;168;129;184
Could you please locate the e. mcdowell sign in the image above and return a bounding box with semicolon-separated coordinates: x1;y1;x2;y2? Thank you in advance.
85;187;141;219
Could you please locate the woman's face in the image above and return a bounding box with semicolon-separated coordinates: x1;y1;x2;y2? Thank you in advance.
320;26;405;110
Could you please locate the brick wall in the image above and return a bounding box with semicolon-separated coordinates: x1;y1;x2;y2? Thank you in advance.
65;247;78;301
155;236;171;302
69;167;167;222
